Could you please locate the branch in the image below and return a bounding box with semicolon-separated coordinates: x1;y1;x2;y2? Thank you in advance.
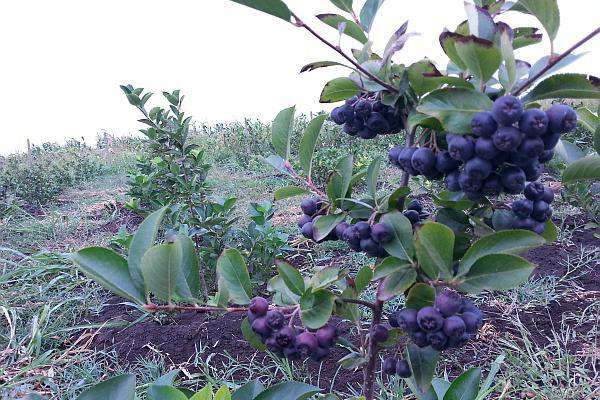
144;303;295;313
290;12;399;94
340;297;376;310
512;26;600;96
284;161;327;198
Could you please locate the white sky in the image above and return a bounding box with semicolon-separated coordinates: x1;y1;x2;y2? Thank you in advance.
1;0;598;153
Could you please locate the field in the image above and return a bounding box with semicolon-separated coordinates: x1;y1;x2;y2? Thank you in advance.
0;116;598;399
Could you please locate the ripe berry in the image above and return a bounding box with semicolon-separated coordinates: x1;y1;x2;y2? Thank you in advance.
500;166;526;194
511;199;533;218
249;297;269;316
465;157;493;180
546;104;577;133
403;210;420;225
519;108;549;137
471;111;498;137
343;122;358;136
310;346;330;362
443;315;466;339
315;325;338;347
475;137;500;160
493;126;522;152
330;107;346;125
296;331;318;356
426;331;448;351
410;331;429;347
354;99;372;118
533;222;546;234
366;112;391;133
283;346;301;360
251;317;272;337
360;238;379;257
301;222;314;239
340;103;355;121
417;306;444;332
411;148;436;174
523;161;542;181
435;289;462;317
371;223;393;244
460;299;483;317
382;357;397;375
371;324;389;343
445;171;461;192
461;312;483;334
358;128;377;139
518;137;545;158
481;173;502;197
396;308;419;332
538;149;554;163
542;132;561;150
335;222;350;239
458;171;482;193
298;214;312;228
435;150;460;173
396;359;412;378
300;197;319;216
343;225;361;246
492;95;523;126
524;181;545;201
406;199;423;213
398;147;418;174
541;187;554;203
448;136;474;161
513;217;536;230
388;146;401;166
355;221;372;239
266;310;285;330
448;333;470;349
275;326;296;348
531;201;550;222
265;336;282;353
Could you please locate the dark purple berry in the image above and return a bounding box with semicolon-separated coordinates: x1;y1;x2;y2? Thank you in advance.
417;306;444;332
435;289;462;317
492;95;523;126
411;148;436;174
371;223;393;244
513;217;536;230
541;187;554;203
388;146;402;166
461;311;483;334
524;181;545;201
300;197;319;216
355;221;372;239
298;214;312;228
398;147;419;174
448;333;471;348
410;331;429;347
546;104;577;133
539;149;554;163
458;171;482;193
518;137;545;158
471;111;498;137
443;315;466;338
523;160;542;182
465;157;493;180
426;331;448;351
396;359;412;378
519;108;549;137
251;317;272;337
511;199;533;218
382;357;398;375
266;310;285;330
358;128;377;139
315;325;338;347
366;112;391;133
396;309;419;332
335;222;350;239
360;238;379;257
531;201;550;222
542;132;561;150
403;210;420;225
481;173;502;197
310;346;330;362
448;136;474;161
435;150;460;173
296;331;318;356
301;222;314;239
445;171;461;192
330;107;346;125
475;137;500;160
371;324;389;343
275;326;296;348
406;199;423;213
283;346;301;360
501;166;526;194
249;297;269;316
493;126;523;152
354;99;372;118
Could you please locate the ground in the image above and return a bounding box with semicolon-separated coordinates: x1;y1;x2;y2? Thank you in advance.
1;163;598;399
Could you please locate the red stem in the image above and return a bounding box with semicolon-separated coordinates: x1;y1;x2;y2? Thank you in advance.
512;26;600;96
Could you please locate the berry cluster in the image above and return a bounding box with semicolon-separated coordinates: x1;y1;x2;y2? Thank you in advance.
389;97;576;203
298;197;330;242
382;357;412;378
510;181;555;234
389;290;484;351
331;95;403;139
247;297;338;362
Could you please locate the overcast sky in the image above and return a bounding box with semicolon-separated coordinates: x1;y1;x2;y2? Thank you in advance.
1;0;598;153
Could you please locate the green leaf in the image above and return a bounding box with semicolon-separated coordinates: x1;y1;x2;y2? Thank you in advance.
576;107;599;133
380;211;414;261
407;60;443;97
129;206;168;291
415;222;455;280
147;385;188;400
316;14;367;44
216;249;252;305
313;214;345;242
478;355;505;398
320;77;362;103
498;24;517;91
271;106;296;160
562;154;600;182
300;290;335;329
464;3;496;40
443;368;481;400
330;0;353;13
458;253;535;293
75;374;135;400
406;344;439;395
191;385;213;400
432;378;451;399
71;248;144;305
241;317;267;351
300;61;347;73
416;88;493;133
373;257;411;280
276;259;305;296
405;283;436;310
511;0;559;41
366;157;381;201
228;0;292;22
338;352;368;370
359;0;385;32
154;370;179;386
309;266;340;291
264;154;289;174
141;243;185;303
354;265;373;293
458;230;545;275
269;275;300;306
173;234;200;299
274;186;309;201
407;111;444;133
439;31;468;70
232;381;265;400
299;114;327;179
454;36;502;83
555;139;585;164
512;28;543;49
214;386;232;400
522;74;600;103
376;266;417;301
540;220;558;243
327;154;354;204
253;381;321;400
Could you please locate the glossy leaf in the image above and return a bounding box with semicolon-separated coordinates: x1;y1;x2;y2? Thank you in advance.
141;243;184;303
147;385;188;400
377;266;417;301
540;220;558;243
241;317;267;351
299;114;327;178
454;36;502;83
443;368;481;400
216;249;252;305
274;186;309;201
522;74;600;103
313;214;345;242
380;211;414;261
511;0;559;41
555;139;584;164
228;0;292;22
415;222;455;280
327;154;354;203
417;88;493;133
405;283;436;310
355;265;373;293
276;259;305;296
562;154;600;182
373;257;411;280
300;290;335;329
575;107;599;133
498;24;517;91
458;230;545;275
71;247;144;304
330;0;353;13
464;3;496;40
439;31;468;70
366;157;380;201
320;77;363;103
271;106;296;159
128;206;168;291
253;381;321;400
232;380;265;400
458;253;535;293
75;374;135;400
317;14;367;44
264;154;289;174
407;111;444;132
309;266;340;291
173;234;200;299
359;0;385;32
190;384;213;400
406;344;439;395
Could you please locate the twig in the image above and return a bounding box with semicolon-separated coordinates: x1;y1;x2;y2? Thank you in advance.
363;298;384;400
284;161;327;198
340;297;376;310
512;26;600;96
290;12;399;94
144;303;295;313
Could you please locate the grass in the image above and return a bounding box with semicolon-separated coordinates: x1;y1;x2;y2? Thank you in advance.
1;132;599;399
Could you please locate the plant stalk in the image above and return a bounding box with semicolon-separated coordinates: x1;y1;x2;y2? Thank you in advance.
362;298;384;400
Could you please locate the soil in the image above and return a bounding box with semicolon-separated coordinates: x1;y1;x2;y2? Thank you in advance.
82;220;599;392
